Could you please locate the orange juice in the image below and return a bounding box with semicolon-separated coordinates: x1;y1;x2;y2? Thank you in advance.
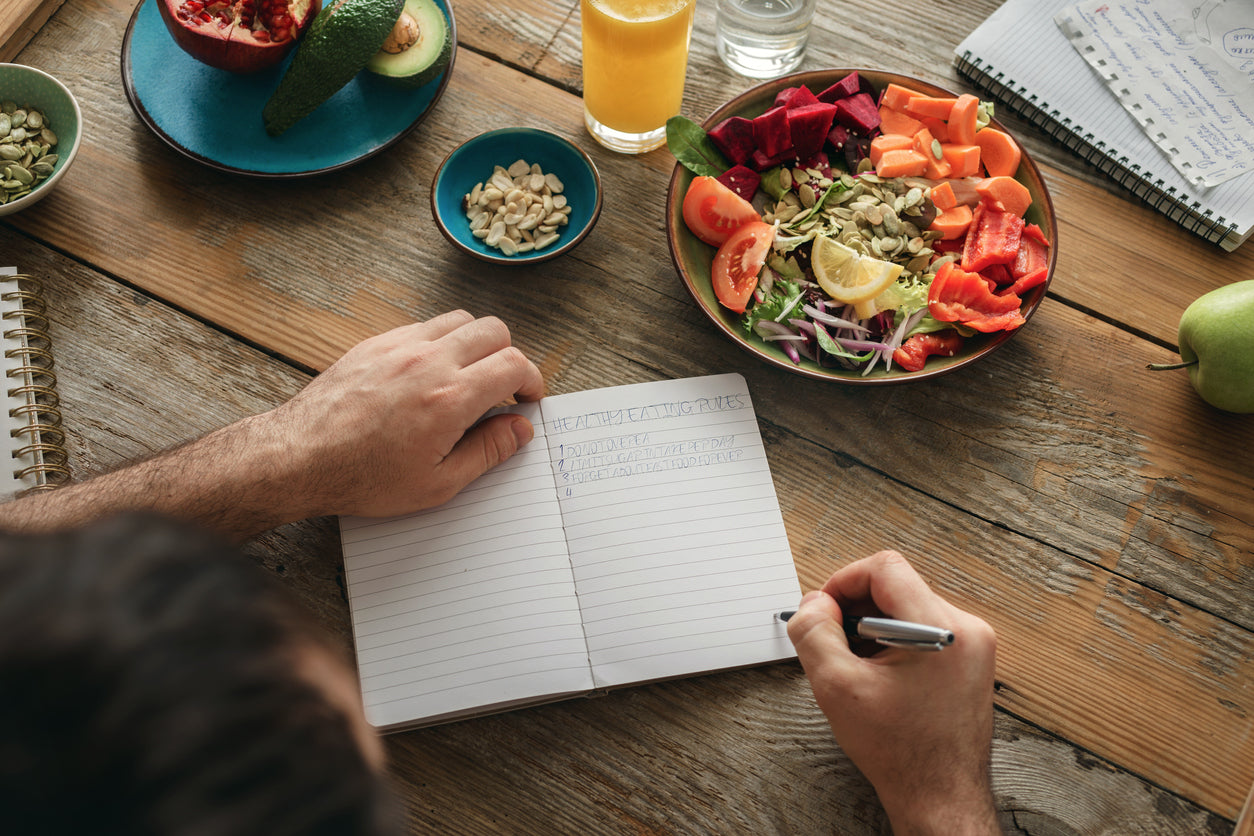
581;0;696;152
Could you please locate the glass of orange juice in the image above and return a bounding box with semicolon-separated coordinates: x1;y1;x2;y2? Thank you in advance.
580;0;697;154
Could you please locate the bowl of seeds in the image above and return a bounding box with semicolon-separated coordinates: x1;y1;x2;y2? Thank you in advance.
0;64;81;217
431;128;602;265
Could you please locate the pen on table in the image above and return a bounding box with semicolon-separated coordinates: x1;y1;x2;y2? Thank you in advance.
775;611;954;651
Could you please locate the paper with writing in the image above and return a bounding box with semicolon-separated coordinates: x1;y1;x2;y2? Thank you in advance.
540;374;799;688
340;375;799;730
1057;0;1254;188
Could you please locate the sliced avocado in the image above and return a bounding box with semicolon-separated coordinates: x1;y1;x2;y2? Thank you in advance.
263;0;406;136
365;0;451;88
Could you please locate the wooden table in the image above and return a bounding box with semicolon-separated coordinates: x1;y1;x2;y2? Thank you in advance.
6;0;1253;831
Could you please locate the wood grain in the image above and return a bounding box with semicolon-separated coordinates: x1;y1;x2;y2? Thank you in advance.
6;0;1253;828
0;0;62;61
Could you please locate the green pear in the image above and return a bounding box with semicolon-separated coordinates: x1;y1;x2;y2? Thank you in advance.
1148;279;1254;413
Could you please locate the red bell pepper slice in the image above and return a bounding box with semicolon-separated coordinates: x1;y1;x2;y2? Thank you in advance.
1003;233;1050;296
893;330;964;372
961;205;1025;273
929;261;1026;332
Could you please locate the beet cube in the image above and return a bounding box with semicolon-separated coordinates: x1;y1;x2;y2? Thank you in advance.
752;105;793;158
715;164;762;201
833;92;881;136
826;123;850;151
816;71;861;104
708;116;756;165
786;102;838;157
842;135;871;172
774;85;820;111
750;146;800;172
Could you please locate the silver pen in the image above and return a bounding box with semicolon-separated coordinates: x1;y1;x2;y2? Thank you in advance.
776;612;954;651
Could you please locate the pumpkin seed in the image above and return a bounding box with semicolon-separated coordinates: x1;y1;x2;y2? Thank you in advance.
0;104;60;203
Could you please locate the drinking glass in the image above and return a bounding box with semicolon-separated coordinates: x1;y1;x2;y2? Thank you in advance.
715;0;819;79
581;0;697;154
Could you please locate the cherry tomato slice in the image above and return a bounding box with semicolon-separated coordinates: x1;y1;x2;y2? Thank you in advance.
712;221;774;313
682;175;762;247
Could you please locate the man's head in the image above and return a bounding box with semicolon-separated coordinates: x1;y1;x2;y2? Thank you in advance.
0;513;397;835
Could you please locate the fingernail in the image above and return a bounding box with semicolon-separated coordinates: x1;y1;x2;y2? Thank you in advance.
512;417;534;446
798;590;824;607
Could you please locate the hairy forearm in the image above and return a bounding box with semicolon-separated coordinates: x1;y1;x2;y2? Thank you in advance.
0;411;313;541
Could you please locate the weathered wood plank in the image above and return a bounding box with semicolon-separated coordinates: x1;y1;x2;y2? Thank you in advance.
3;226;1241;829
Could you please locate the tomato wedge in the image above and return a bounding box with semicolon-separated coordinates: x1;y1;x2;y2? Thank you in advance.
712;221;774;313
928;261;1026;332
682;175;761;247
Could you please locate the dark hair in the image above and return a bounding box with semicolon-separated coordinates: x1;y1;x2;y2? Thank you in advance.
0;513;399;836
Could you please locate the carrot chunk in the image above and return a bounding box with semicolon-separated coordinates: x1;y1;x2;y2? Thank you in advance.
976;175;1032;217
930;204;973;240
912;128;951;178
878;106;926;138
920;115;949;143
904;95;957;121
930;181;958;212
870;133;914;166
940;143;981;178
972;127;1021;177
881;82;928;112
875;148;928;178
948;93;980;146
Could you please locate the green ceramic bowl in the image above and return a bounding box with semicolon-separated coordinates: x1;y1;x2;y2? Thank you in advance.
0;63;82;217
665;68;1057;384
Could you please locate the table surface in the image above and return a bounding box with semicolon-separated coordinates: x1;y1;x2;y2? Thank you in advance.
6;0;1254;832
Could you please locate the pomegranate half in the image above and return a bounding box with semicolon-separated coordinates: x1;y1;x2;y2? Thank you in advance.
158;0;322;74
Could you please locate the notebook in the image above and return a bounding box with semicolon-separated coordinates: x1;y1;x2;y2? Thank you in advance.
339;373;801;731
954;0;1254;251
1;267;70;501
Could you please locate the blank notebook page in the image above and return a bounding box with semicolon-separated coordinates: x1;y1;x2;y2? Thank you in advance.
541;374;799;688
341;402;594;729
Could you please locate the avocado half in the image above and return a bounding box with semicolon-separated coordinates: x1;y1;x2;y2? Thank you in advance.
365;0;452;88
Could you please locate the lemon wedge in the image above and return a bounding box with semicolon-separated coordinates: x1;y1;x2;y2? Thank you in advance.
811;235;904;305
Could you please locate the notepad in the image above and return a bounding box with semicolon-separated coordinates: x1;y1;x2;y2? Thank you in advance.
339;373;801;731
955;0;1254;250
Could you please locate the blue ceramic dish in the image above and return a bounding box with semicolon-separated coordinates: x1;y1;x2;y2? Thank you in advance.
0;63;82;216
430;128;602;265
120;0;455;178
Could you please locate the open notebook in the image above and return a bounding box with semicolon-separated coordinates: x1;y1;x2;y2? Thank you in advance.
339;373;801;731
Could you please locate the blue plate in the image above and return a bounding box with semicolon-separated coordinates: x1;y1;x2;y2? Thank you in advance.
120;0;455;177
430;128;603;265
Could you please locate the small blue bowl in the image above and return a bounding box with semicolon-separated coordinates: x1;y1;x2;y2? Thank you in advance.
431;128;602;265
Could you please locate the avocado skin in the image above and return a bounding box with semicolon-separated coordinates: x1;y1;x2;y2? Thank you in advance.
263;0;406;136
365;0;452;89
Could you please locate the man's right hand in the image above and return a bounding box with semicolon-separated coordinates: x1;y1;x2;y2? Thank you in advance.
787;551;1000;835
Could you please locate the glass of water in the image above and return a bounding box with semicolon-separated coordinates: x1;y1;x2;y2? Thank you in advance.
715;0;819;79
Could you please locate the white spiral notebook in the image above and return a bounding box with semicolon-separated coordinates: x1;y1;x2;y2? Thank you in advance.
955;0;1254;251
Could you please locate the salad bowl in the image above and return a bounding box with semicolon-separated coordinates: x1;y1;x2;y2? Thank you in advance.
665;68;1057;384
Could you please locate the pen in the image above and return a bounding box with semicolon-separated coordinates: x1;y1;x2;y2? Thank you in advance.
775;612;954;651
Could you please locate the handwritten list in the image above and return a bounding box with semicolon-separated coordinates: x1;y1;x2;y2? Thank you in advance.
340;374;800;730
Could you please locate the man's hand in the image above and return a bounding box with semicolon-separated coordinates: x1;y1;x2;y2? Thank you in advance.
787;551;1000;835
0;311;545;539
270;310;544;519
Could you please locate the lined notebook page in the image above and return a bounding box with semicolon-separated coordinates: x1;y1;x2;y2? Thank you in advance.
340;402;594;729
955;0;1254;246
540;374;799;688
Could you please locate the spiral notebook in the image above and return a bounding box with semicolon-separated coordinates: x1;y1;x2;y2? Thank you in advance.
954;0;1254;251
339;373;801;731
2;267;70;501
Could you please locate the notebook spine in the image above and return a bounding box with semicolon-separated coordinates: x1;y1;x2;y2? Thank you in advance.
954;52;1239;249
3;274;70;497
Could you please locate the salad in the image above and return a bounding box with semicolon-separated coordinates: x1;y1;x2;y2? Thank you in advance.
670;71;1051;375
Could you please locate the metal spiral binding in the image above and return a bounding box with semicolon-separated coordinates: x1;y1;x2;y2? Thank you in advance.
3;274;71;497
